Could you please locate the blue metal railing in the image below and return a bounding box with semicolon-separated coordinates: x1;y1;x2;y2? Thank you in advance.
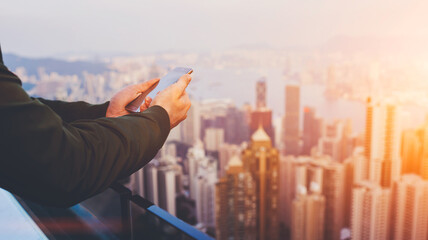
109;183;214;240
13;182;213;240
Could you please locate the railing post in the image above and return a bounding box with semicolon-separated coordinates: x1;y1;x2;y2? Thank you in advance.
111;183;133;240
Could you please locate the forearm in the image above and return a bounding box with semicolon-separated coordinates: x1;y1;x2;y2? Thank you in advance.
36;98;110;122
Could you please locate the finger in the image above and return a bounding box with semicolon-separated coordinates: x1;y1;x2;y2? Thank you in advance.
140;97;152;112
144;97;152;109
135;78;160;94
174;74;192;95
145;97;152;105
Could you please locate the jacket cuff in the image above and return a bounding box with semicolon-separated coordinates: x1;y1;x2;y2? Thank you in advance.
141;105;171;146
93;101;110;118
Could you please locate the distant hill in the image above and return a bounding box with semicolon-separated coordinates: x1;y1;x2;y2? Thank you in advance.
3;53;110;77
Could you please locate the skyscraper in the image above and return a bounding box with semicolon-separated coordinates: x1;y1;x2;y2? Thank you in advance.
322;161;345;240
157;165;177;216
342;147;368;228
249;110;275;145
351;181;391;240
292;193;326;240
215;156;257;240
400;123;428;180
200;99;249;146
256;77;267;109
281;155;330;235
180;101;201;145
365;99;401;187
401;129;421;174
318;119;352;162
204;127;225;152
284;85;300;156
302;106;322;155
242;126;280;240
418;123;428;180
390;174;428;240
187;141;207;200
194;154;217;230
218;144;240;178
143;162;159;205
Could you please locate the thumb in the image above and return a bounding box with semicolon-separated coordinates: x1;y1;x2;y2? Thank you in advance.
174;74;192;95
134;78;160;93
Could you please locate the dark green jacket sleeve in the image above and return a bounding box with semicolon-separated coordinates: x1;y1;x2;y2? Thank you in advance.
35;98;110;122
0;66;170;208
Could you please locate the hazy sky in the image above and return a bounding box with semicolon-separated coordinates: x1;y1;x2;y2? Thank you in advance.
2;0;428;57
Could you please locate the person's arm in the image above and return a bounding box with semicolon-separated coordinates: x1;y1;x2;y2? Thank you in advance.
0;76;170;208
35;98;110;122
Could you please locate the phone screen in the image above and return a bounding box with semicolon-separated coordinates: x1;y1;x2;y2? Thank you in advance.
125;67;193;112
147;67;193;99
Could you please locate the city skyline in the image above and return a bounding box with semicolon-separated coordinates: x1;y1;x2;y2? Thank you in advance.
5;46;428;239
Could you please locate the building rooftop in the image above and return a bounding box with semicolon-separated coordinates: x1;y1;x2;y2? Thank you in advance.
251;125;271;142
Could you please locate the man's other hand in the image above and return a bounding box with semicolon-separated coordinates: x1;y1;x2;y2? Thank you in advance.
106;78;159;118
151;74;192;129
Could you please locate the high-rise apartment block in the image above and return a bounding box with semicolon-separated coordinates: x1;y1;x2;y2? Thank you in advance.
391;174;428;240
400;123;428;180
282;155;344;240
204;127;225;152
242;126;280;240
318;119;352;162
284;85;300;155
180;101;201;145
365;99;401;187
216;127;279;239
342;147;368;228
351;181;391;240
302;107;322;155
292;193;326;240
256;77;267;109
215;156;257;240
249;109;275;145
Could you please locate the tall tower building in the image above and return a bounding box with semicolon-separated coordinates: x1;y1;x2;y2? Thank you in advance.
204;127;225;152
288;156;344;240
400;123;428;180
256;77;267;109
281;155;331;235
391;174;428;240
322;162;345;240
218;144;240;178
157;165;177;216
215;156;257;240
351;181;391;240
186;141;207;200
250;110;275;145
342;147;368;228
284;85;300;155
318;119;352;162
291;192;326;240
242;126;280;240
401;129;421;174
365;99;401;187
302;107;322;155
180;101;201;145
143;162;159;205
195;155;217;229
418;123;428;179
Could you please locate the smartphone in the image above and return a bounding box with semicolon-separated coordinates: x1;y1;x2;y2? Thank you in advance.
125;67;193;112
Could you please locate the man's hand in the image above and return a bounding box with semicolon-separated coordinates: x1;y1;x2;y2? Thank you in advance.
106;78;160;118
151;74;192;129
